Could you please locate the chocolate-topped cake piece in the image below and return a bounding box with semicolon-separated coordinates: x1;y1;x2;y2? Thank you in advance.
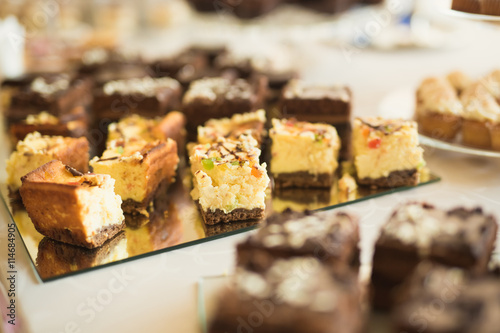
182;76;267;137
237;209;360;273
6;73;92;124
280;79;352;159
371;202;498;310
148;48;209;88
209;257;363;333
393;262;500;333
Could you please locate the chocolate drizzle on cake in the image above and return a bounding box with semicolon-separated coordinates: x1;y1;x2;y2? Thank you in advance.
65;165;84;177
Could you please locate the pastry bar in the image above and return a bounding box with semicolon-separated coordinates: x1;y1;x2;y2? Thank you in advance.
270;118;341;188
352;117;424;188
182;76;267;138
416;77;463;141
5;73;92;125
209;257;362;333
190;138;269;225
36;232;128;280
460;81;500;149
393;262;500;333
92;76;182;122
370;202;497;310
279;79;352;159
107;111;187;154
9;109;88;145
197;110;266;147
6;132;89;196
90;138;179;216
148;48;209;88
237;209;360;273
19;160;125;249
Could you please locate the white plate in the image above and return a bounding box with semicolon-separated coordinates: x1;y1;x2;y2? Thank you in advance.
378;87;500;159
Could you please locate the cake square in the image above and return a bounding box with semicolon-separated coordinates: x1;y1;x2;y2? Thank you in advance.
209;257;362;333
107;111;186;155
197;110;266;147
6;73;92;125
270;118;340;188
9;109;88;146
90;138;179;216
370;202;497;310
393;262;500;333
6;132;89;195
279;79;352;159
19;160;125;249
92;76;182;122
190;138;270;225
237;209;360;274
353;117;424;188
181;76;267;138
416;77;463;141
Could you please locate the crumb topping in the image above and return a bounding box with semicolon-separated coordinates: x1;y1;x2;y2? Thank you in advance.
191;138;260;167
183;77;252;104
103;76;180;96
15;132;66;153
25;111;59;125
284;79;350;101
30;76;70;96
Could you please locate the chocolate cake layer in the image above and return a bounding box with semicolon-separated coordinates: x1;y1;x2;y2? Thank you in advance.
197;202;264;225
357;169;418;188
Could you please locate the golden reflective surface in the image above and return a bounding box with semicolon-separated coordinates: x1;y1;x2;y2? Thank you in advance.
1;168;439;282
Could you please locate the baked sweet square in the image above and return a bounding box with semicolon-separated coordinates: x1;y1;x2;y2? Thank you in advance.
270;118;341;189
352;117;424;188
237;209;360;274
279;79;352;159
190;137;270;225
209;257;363;333
370;202;497;310
19;160;125;249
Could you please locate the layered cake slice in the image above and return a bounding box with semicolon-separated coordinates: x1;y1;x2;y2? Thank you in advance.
393;262;500;333
190;138;270;225
182;76;267;137
353;117;424;188
416;77;463;140
460;81;500;149
237;209;360;273
93;76;182;122
9;109;88;145
209;257;362;333
19;160;125;249
197;109;266;147
279;79;352;159
6;132;89;196
107;111;186;153
370;202;497;310
90;138;179;217
270;118;340;188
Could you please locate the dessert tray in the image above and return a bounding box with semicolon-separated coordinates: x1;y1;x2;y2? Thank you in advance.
379;87;500;158
0;167;439;282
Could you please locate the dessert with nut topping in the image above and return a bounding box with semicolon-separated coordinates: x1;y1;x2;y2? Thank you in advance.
353;117;424;188
90;137;179;221
19;160;125;249
270;118;341;188
190;137;269;225
6;132;89;197
371;202;497;310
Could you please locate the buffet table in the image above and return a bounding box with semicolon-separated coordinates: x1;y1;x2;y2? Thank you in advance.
1;6;500;333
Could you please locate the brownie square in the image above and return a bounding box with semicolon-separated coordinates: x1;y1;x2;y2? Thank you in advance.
6;73;92;125
209;257;363;333
392;262;500;333
148;48;209;88
237;209;360;274
182;76;267;138
371;203;498;310
279;79;352;159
